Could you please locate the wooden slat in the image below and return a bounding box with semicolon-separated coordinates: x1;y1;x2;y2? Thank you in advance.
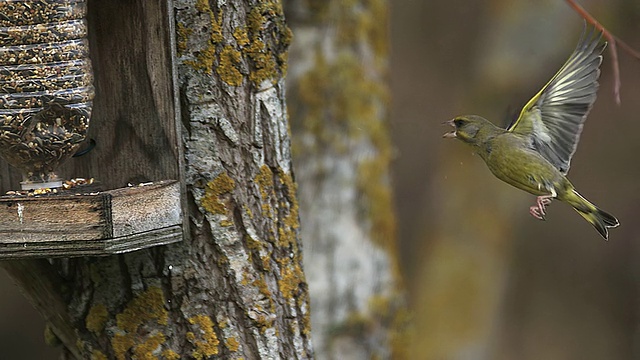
0;194;110;242
110;182;182;238
0;180;182;258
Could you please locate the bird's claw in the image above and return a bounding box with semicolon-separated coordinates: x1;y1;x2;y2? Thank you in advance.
538;197;552;207
530;205;546;221
529;195;554;221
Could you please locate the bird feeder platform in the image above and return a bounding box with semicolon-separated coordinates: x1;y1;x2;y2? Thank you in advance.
0;180;182;259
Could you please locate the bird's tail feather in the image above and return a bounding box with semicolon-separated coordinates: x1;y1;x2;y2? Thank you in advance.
569;190;619;240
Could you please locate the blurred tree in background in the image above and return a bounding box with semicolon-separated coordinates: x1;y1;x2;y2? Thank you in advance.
285;0;407;358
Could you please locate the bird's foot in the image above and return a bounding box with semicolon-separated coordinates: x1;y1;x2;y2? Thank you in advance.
529;205;545;220
537;195;553;207
529;195;554;221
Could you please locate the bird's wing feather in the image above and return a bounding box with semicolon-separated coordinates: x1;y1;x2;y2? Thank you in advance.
507;26;605;174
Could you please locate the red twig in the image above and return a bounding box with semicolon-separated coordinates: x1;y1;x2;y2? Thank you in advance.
565;0;640;105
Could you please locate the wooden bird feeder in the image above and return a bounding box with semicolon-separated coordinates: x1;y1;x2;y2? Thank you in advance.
0;0;186;258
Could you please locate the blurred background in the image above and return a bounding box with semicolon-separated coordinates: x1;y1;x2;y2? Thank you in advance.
2;0;640;358
391;0;640;359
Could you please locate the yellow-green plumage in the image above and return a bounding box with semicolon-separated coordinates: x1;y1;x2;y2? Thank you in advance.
444;26;619;239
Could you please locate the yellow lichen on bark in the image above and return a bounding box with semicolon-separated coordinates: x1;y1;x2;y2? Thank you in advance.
253;274;272;298
195;0;222;43
90;350;108;360
254;313;275;332
233;27;250;47
225;336;240;352
278;264;304;300
183;0;222;74
182;0;291;85
245;230;273;271
202;172;236;214
112;334;135;360
243;2;291;85
162;349;181;360
176;22;193;56
111;287;169;360
254;165;276;218
184;40;216;74
218;46;244;86
220;219;234;227
277;169;300;248
254;164;274;201
300;303;312;336
86;303;108;335
116;287;168;332
246;39;278;85
292;54;389;151
133;332;166;360
188;315;220;359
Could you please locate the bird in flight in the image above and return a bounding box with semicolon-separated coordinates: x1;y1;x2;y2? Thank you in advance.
443;26;619;239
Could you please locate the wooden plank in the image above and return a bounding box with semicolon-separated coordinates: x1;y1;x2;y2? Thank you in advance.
106;225;182;254
0;181;182;259
0;194;111;243
0;225;182;259
110;181;182;238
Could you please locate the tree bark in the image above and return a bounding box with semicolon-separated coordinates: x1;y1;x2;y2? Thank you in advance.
285;1;407;359
2;0;313;359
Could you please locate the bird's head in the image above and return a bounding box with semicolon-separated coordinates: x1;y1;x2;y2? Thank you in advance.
442;115;492;144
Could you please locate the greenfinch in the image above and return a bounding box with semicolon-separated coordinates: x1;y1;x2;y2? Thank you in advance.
443;27;619;239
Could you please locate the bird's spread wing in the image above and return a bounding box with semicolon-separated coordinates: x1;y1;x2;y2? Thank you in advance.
507;26;605;174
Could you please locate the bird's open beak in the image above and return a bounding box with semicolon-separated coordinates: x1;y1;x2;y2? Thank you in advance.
442;119;457;138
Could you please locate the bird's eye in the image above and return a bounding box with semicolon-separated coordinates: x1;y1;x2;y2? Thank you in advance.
454;119;465;127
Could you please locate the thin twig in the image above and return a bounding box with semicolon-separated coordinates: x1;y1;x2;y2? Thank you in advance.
565;0;640;105
609;40;620;104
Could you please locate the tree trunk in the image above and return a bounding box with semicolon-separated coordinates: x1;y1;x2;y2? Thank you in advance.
2;0;313;359
285;1;407;359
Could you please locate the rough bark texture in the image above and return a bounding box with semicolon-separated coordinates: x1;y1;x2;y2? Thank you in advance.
2;0;313;359
285;1;407;359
